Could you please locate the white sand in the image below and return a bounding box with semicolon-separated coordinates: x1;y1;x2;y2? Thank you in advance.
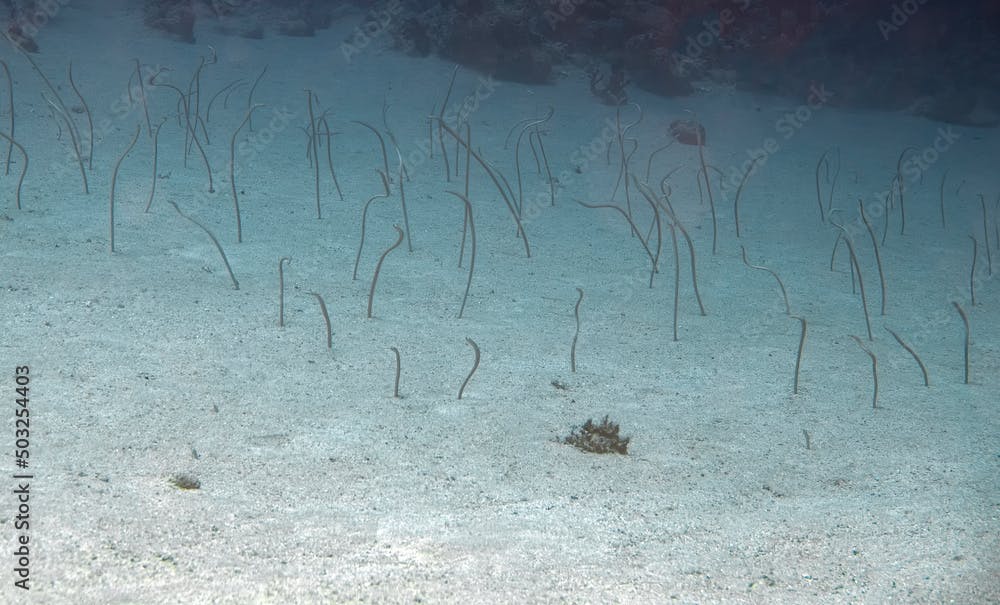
1;2;997;603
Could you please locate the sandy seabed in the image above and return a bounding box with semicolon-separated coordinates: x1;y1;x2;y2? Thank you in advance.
1;2;997;603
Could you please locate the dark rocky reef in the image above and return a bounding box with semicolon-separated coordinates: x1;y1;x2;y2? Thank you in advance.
144;0;196;43
133;0;1000;125
2;0;45;52
375;0;1000;125
141;0;346;43
386;1;557;84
